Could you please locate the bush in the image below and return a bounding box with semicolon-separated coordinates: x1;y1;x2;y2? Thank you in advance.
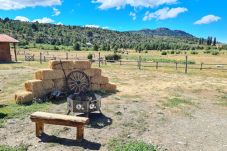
161;51;167;55
105;53;121;62
190;51;198;55
204;50;211;54
87;53;93;60
212;51;219;55
170;50;175;54
176;51;181;54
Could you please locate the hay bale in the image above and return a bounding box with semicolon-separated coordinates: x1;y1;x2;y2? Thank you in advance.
52;78;66;90
64;69;74;77
91;76;109;84
84;68;102;77
15;91;34;104
42;80;55;90
73;61;91;70
90;84;101;91
25;80;43;92
49;60;74;70
24;80;46;97
100;83;117;92
35;69;64;80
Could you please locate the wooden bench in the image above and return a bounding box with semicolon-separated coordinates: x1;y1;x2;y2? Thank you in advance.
30;112;89;140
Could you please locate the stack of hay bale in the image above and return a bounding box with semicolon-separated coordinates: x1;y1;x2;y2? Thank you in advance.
15;60;116;104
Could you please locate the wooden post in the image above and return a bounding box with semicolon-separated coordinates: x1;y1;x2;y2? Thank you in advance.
13;43;17;62
44;56;46;62
138;56;141;70
176;62;178;70
156;62;159;69
98;52;101;68
66;52;68;60
105;59;107;65
185;55;188;73
76;125;84;140
120;60;122;65
40;52;42;64
200;63;203;70
35;122;44;137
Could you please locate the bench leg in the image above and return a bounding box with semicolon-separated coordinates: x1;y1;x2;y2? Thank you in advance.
35;122;44;137
76;125;84;140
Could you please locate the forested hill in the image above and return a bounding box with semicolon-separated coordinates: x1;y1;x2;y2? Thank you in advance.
0;18;199;50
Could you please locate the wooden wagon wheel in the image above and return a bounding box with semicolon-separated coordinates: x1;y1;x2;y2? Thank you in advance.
66;71;90;94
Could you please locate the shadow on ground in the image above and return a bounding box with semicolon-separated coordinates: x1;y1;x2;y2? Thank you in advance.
86;113;112;129
39;133;101;150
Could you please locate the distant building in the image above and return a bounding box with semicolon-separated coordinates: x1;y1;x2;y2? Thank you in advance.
0;34;19;62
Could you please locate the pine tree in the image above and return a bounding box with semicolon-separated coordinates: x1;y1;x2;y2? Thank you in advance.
213;37;216;46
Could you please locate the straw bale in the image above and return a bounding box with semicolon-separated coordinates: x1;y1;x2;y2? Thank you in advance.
35;69;64;80
91;76;109;84
90;84;101;91
84;68;102;77
73;61;91;70
49;60;74;70
100;83;117;92
42;80;55;90
52;78;66;90
24;80;46;97
15;91;34;104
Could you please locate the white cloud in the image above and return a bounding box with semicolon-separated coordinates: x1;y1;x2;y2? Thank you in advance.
143;7;187;21
194;15;221;25
129;12;136;20
14;16;29;22
0;0;61;10
102;26;109;29
56;22;63;25
53;8;61;16
92;0;177;10
32;17;55;23
85;25;100;28
85;25;110;29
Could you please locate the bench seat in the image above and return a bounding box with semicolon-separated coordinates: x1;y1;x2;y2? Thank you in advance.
30;111;89;140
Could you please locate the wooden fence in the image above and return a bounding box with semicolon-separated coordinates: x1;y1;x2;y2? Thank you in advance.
18;51;227;73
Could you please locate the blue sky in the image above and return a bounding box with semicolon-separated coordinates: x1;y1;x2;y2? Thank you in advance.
0;0;226;43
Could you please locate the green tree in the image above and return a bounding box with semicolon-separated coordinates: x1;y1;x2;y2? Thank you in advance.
73;43;81;51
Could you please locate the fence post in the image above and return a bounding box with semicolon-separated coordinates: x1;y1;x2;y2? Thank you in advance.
156;62;159;69
40;52;42;64
66;52;68;60
185;55;188;73
120;60;122;65
176;62;178;70
138;56;141;70
98;52;101;68
200;63;203;70
105;59;107;65
44;56;46;62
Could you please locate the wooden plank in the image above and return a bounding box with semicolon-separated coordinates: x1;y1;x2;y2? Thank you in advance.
30;112;89;124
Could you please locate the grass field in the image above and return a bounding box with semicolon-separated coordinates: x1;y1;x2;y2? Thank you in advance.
0;50;227;151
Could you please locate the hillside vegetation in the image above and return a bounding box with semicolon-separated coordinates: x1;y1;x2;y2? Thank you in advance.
0;18;202;51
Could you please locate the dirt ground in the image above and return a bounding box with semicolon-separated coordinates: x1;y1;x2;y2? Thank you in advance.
0;62;227;151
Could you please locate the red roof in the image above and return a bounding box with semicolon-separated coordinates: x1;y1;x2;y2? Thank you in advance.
0;34;19;43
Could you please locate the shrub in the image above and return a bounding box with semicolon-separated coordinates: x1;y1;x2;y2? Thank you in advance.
204;50;211;54
176;51;181;54
212;51;219;55
170;50;175;54
145;50;148;53
190;51;198;55
161;51;167;55
105;53;121;61
87;53;93;60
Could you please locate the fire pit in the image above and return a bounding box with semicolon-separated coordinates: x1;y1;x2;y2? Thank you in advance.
66;70;102;116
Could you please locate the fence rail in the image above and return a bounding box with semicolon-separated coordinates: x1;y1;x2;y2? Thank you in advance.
17;51;227;73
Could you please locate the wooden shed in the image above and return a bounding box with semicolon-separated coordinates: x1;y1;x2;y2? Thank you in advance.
0;34;19;62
